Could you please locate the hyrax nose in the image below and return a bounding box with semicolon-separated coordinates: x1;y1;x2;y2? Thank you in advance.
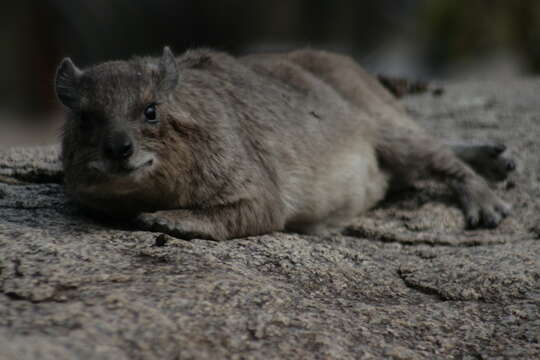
104;132;134;160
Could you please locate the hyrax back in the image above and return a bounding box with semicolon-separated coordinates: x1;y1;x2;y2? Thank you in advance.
55;47;510;240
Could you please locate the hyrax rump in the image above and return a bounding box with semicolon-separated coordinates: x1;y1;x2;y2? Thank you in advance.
55;47;515;240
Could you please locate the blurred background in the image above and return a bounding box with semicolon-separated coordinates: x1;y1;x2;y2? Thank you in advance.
1;0;540;147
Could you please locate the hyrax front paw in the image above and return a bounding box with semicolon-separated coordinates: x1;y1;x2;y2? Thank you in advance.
457;178;511;229
137;212;175;233
465;143;516;182
136;212;192;239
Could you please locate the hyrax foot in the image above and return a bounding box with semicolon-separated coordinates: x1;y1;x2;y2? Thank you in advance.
136;202;282;240
452;143;516;182
136;211;220;240
455;177;511;229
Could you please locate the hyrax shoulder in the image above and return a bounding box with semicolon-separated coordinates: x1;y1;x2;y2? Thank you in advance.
55;47;512;239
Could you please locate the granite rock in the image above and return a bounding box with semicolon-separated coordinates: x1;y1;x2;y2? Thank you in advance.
1;80;539;359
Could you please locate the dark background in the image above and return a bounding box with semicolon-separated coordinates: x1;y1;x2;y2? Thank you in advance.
1;0;540;144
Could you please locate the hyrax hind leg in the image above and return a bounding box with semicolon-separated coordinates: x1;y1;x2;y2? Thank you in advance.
377;132;511;228
286;49;510;229
450;142;516;182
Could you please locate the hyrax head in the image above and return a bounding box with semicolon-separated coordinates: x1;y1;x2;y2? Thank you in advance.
55;47;185;213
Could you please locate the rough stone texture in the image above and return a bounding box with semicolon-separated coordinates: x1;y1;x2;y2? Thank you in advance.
1;80;539;359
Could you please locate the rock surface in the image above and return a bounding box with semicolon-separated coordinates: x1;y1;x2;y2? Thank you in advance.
1;80;539;359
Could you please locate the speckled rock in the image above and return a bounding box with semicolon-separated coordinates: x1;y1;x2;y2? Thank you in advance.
1;80;539;359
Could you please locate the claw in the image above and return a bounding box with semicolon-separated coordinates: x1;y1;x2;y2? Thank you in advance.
481;213;499;229
496;202;511;217
466;214;480;229
490;144;506;157
506;160;516;172
156;218;168;227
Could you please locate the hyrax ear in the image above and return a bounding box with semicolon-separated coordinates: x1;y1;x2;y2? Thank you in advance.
159;46;178;93
55;57;83;109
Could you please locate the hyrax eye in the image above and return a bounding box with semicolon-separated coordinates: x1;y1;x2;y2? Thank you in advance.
79;111;94;130
144;103;158;123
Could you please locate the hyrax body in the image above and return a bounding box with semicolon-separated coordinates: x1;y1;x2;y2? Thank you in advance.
55;47;514;240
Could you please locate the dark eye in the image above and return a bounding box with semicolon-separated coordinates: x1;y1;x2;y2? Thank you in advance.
78;111;93;131
80;111;89;122
144;104;157;123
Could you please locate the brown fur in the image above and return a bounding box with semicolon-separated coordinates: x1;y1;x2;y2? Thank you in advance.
55;48;513;240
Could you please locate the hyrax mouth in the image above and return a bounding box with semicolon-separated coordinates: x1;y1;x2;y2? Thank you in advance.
88;154;156;176
126;157;154;172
